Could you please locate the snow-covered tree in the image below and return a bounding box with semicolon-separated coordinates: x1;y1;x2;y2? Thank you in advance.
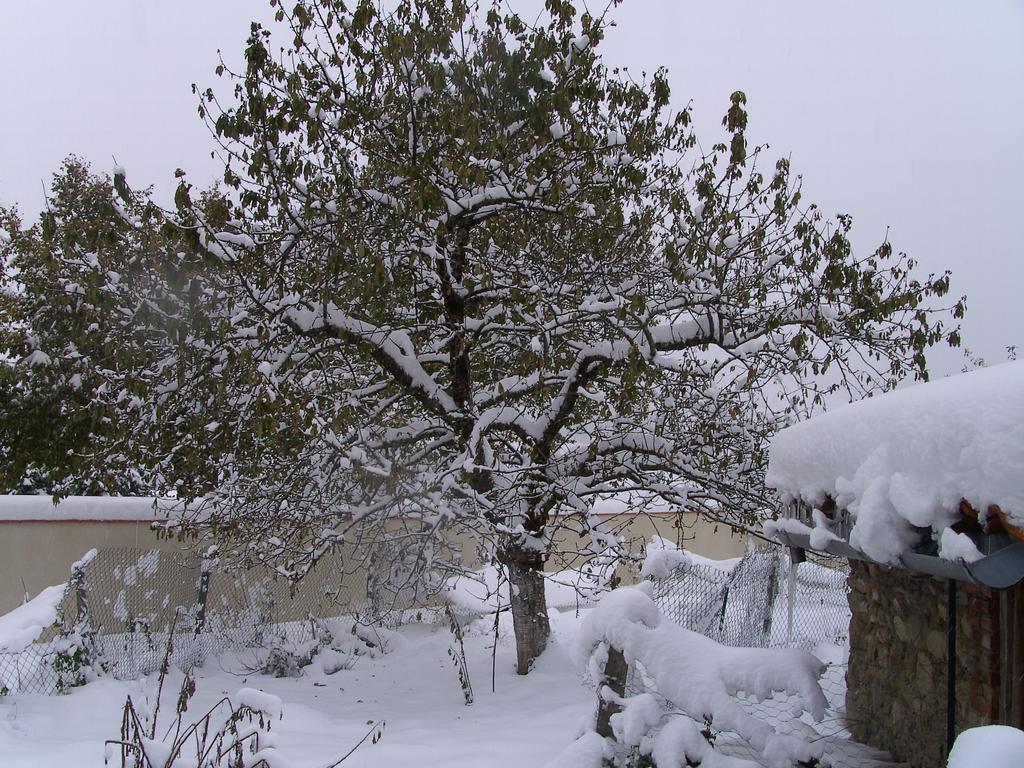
1;1;962;673
0;159;162;495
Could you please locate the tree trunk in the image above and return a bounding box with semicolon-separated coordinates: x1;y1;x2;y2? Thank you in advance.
503;548;551;675
595;646;628;738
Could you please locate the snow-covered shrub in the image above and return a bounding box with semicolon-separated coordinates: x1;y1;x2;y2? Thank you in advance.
52;618;107;692
52;549;107;692
551;583;828;768
257;619;396;678
316;620;397;674
259;643;314;678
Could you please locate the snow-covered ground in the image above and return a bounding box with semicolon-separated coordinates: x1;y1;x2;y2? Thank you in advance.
0;542;864;768
0;610;594;768
4;571;989;767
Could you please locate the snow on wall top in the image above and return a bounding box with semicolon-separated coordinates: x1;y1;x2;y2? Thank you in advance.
0;496;177;522
766;361;1024;563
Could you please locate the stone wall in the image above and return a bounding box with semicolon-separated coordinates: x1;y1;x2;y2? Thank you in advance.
846;560;1003;768
958;581;1002;729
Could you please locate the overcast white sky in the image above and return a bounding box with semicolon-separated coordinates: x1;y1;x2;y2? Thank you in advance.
1;0;1021;377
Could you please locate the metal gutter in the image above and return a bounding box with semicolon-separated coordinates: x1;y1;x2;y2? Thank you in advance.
768;529;1024;589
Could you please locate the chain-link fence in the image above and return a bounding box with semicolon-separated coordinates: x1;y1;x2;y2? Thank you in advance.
641;546;907;768
0;545;406;696
650;549;851;652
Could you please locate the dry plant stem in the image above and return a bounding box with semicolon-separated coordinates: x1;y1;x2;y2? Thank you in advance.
104;613;382;768
106;693;269;768
321;720;386;768
149;610;181;739
492;565;504;694
445;604;474;705
492;606;500;694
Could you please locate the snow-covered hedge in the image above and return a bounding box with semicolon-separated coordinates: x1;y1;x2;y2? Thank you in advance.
550;583;827;768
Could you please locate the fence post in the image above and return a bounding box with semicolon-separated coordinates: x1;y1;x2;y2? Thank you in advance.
194;554;213;636
71;565;90;626
68;550;97;628
716;584;730;638
595;645;629;738
365;547;381;623
761;554;780;644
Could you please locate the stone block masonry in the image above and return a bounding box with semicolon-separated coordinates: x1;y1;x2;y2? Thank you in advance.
846;560;1006;768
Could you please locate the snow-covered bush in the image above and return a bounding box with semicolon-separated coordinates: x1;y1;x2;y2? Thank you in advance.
52;619;107;692
551;584;827;768
257;619;396;678
52;551;108;692
259;643;314;679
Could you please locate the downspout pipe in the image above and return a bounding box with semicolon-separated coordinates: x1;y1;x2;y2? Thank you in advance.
947;577;957;756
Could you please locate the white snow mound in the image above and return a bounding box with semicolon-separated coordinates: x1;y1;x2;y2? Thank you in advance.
640;535;690;579
947;724;1024;768
0;583;65;653
640;535;742;579
767;361;1024;563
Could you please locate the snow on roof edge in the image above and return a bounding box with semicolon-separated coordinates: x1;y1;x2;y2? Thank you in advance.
766;361;1024;564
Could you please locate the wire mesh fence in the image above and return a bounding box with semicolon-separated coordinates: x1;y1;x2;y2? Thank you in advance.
0;545;402;696
640;546;907;768
650;549;851;652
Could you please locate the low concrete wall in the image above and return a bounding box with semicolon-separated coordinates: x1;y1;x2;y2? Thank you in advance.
0;499;747;614
0;520;175;612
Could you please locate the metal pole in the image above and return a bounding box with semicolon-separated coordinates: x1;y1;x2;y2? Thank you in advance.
947;578;957;755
